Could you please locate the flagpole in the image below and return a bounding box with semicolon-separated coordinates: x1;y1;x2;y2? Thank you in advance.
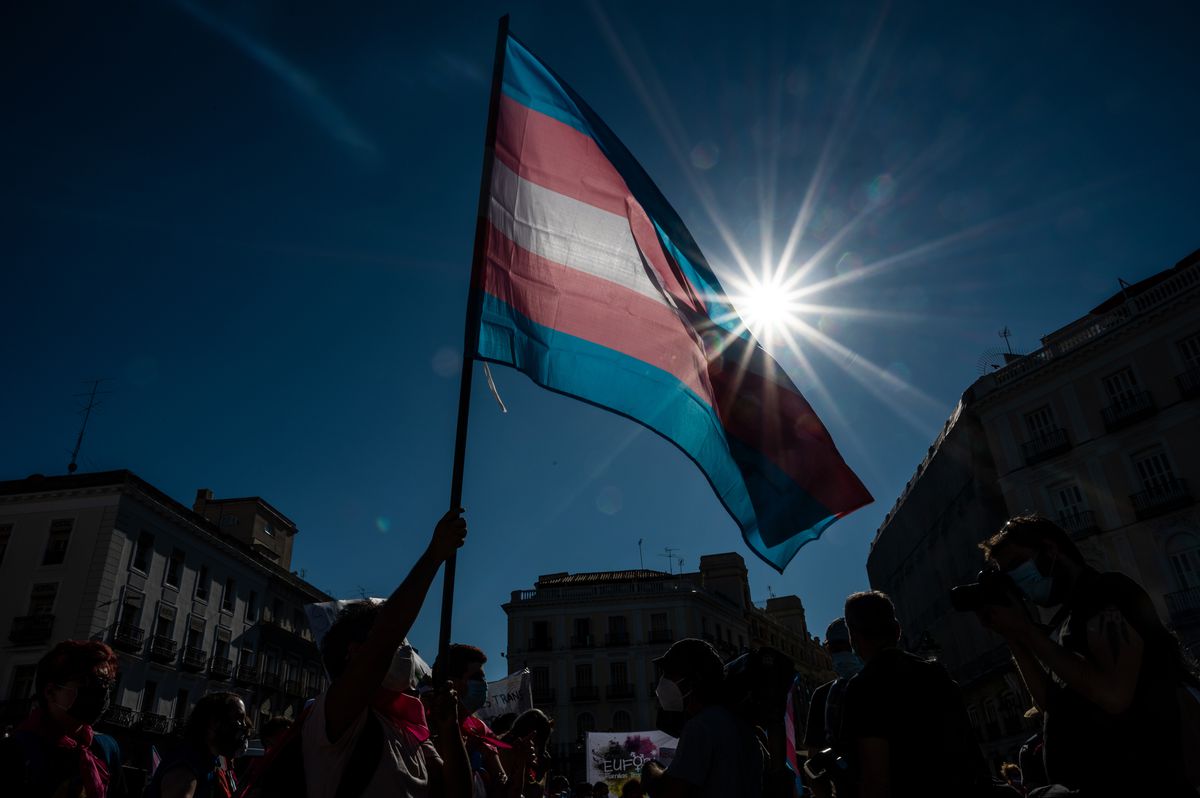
439;13;510;661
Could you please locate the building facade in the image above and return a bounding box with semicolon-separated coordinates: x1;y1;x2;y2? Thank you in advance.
867;248;1200;769
504;552;831;779
0;470;331;748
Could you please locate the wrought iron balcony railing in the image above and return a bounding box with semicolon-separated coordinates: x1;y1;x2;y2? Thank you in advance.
1102;390;1156;431
1131;478;1193;520
1021;427;1071;465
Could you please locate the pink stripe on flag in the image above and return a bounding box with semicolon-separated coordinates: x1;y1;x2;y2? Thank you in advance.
483;222;717;405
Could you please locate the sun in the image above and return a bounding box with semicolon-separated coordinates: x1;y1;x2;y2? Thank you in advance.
727;270;803;346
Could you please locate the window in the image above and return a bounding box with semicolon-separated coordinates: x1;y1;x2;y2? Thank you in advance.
195;565;210;601
142;680;158;714
612;710;632;732
245;591;258;622
153;603;176;640
292;608;306;635
576;712;595;740
1179;333;1200;370
1168;534;1200;589
165;549;184;588
184;616;205;651
221;578;236;613
610;661;628;686
271;598;283;624
214;627;232;661
29;583;58;615
263;523;275;537
42;519;73;565
173;689;190;721
650;613;667;632
1024;405;1057;439
1054;482;1088;519
118;589;144;627
532;620;549;641
1135;449;1176;492
575;663;593;687
531;666;549;691
608;616;627;634
573;617;591;643
9;664;38;700
0;523;11;565
1103;368;1140;406
132;531;154;573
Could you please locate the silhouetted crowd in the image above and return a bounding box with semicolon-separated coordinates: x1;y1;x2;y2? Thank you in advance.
3;511;1198;796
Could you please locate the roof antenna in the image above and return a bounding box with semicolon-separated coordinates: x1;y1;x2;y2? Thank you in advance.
998;326;1014;355
659;547;678;576
638;538;645;571
68;378;111;474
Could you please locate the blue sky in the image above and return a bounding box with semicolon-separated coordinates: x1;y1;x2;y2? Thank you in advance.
4;0;1199;670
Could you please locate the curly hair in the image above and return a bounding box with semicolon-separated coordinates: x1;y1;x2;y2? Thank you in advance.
321;601;382;679
979;514;1084;564
35;640;118;707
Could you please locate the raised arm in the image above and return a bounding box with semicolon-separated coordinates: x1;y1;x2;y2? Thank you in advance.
325;508;467;741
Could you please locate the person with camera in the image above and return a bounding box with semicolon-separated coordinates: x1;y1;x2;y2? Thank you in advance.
639;638;765;797
971;515;1198;796
839;591;990;798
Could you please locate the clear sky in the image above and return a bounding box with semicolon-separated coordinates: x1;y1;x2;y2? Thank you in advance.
4;0;1199;671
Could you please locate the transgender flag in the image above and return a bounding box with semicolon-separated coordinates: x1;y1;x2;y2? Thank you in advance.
475;34;872;571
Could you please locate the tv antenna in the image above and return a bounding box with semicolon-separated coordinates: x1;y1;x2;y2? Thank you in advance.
637;538;645;571
68;378;111;474
998;326;1014;355
659;547;678;576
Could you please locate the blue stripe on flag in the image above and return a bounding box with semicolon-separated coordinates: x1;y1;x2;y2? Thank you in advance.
477;292;836;571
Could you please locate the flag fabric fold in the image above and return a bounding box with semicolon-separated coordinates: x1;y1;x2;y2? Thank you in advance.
475;34;872;571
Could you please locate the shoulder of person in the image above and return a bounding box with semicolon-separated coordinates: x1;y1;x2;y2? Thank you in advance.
91;732;121;765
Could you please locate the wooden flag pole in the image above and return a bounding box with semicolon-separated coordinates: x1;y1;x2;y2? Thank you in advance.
439;13;510;661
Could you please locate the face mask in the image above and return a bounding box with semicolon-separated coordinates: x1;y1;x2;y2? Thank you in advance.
655;677;689;713
830;651;864;680
462;678;488;713
382;646;416;692
1007;559;1054;606
58;684;110;726
215;720;248;758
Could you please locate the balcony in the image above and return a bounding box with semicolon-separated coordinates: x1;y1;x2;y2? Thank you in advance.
1131;478;1193;520
262;671;282;690
181;646;206;671
1177;368;1200;400
1166;586;1200;626
1058;510;1100;538
1101;390;1156;432
209;657;234;681
111;623;145;653
528;637;554;652
570;685;599;701
1021;427;1071;465
606;684;635;700
532;687;556;705
285;679;304;696
604;632;630;647
148;636;178;663
9;614;55;646
570;635;594;649
236;664;260;685
141;712;172;735
648;628;673;644
103;706;139;728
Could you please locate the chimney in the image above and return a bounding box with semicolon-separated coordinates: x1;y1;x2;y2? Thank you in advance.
194;488;214;513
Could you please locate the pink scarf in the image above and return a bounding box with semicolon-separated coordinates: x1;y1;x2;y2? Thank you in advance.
19;706;109;798
372;689;432;749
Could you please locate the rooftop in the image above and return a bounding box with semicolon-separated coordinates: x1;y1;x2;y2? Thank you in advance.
536;569;672;586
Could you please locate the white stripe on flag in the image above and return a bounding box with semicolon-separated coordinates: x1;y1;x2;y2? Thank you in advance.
488;159;667;305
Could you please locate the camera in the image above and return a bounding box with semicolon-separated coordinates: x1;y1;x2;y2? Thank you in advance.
949;567;1018;612
803;747;849;781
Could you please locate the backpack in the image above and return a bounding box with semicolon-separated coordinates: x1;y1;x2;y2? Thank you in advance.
237;706;382;798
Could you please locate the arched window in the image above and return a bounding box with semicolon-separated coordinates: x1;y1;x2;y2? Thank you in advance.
612;710;632;732
577;712;595;741
1167;533;1200;589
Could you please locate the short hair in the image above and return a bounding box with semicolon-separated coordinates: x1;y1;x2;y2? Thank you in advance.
321;601;381;679
844;591;899;643
593;781;610;791
979;514;1084;564
35;640;118;707
1001;762;1022;779
431;643;487;685
260;715;292;741
185;692;245;748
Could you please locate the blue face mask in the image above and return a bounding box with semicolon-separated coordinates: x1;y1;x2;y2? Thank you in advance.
830;651;864;680
463;678;488;713
1007;559;1054;606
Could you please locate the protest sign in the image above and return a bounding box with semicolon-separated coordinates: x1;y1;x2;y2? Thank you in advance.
586;730;677;791
475;669;532;723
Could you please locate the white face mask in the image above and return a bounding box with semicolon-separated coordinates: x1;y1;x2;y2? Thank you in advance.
655;676;689;712
830;651;864;680
1007;559;1055;606
381;646;416;692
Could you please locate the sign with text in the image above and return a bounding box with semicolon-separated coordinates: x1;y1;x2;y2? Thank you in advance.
476;669;532;723
586;730;678;791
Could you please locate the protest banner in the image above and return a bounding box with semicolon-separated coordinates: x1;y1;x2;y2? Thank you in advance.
586;730;677;791
475;668;532;723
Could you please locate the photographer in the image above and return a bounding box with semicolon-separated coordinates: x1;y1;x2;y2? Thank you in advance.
972;515;1198;796
640;639;765;797
802;619;860;798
